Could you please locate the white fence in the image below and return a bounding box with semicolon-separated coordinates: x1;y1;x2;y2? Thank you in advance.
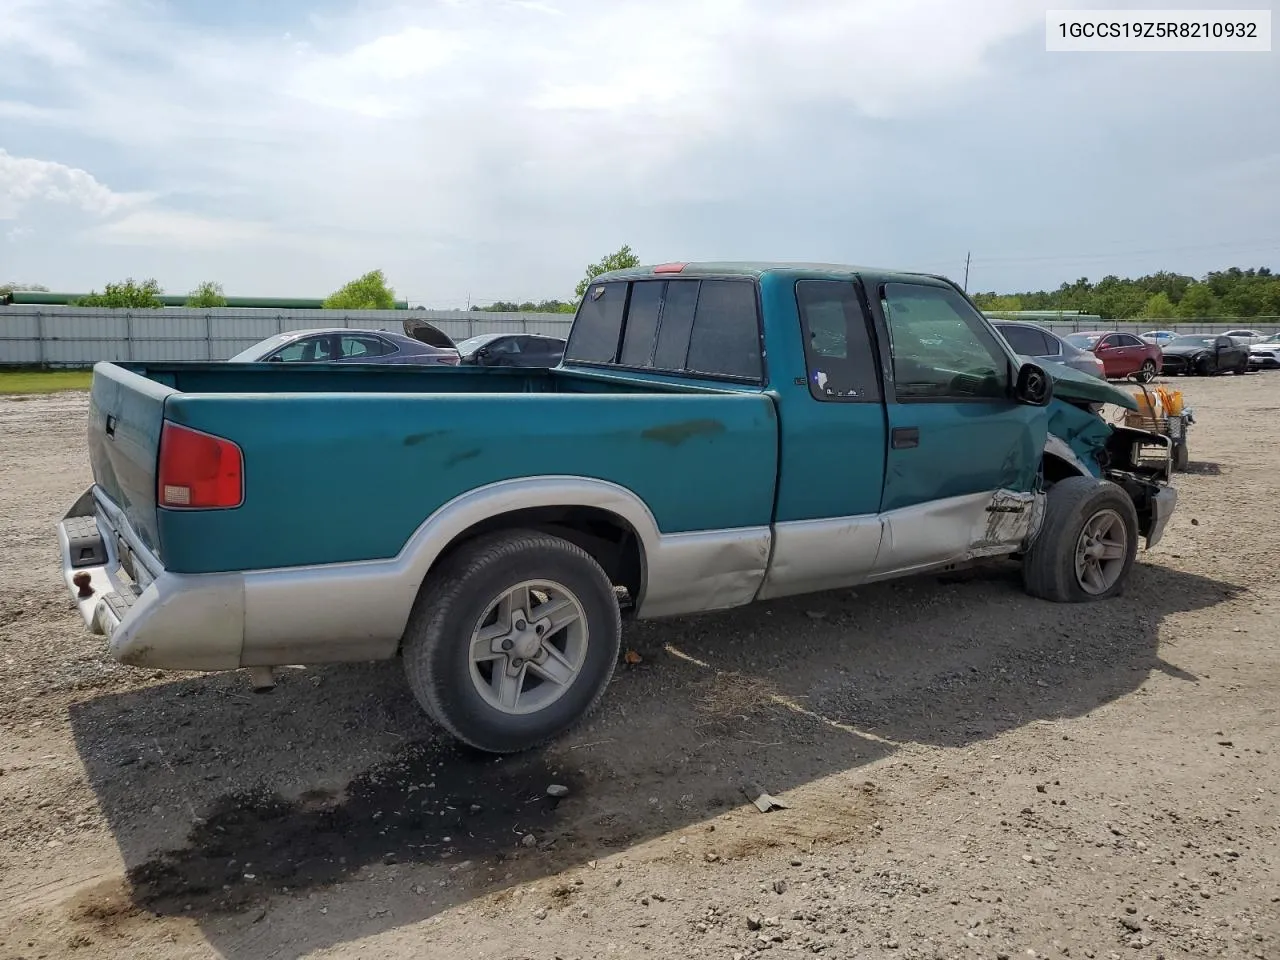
0;306;575;367
1;306;1278;368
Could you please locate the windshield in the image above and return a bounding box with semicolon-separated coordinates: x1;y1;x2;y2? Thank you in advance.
455;334;502;355
228;333;293;361
1169;336;1213;347
1260;333;1280;343
1065;333;1102;348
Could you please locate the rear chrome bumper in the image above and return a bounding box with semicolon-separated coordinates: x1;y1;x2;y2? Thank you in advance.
57;487;245;671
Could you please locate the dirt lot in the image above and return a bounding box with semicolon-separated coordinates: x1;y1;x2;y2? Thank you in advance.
1;375;1277;960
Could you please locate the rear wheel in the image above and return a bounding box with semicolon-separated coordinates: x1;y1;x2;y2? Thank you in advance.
1172;439;1190;472
1023;477;1139;603
402;529;622;753
1235;358;1250;375
1135;359;1157;383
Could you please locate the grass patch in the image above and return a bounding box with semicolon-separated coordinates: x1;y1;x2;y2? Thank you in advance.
0;369;93;395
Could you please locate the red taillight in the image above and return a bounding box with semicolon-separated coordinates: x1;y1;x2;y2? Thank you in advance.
157;422;243;509
652;262;686;274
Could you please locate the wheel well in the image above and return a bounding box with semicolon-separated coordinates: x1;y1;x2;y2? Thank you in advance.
1042;451;1089;487
427;506;644;606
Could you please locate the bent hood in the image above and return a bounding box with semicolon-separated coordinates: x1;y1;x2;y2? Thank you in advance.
1041;360;1138;411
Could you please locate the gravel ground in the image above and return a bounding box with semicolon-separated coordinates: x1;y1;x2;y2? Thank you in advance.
0;375;1277;960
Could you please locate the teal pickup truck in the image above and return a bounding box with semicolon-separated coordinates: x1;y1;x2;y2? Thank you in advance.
58;262;1177;753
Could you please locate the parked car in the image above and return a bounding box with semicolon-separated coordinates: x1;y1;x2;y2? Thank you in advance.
1247;333;1280;369
57;262;1177;754
456;333;566;367
992;320;1106;379
1159;334;1251;376
1222;329;1267;344
1064;331;1163;382
228;328;459;365
1139;330;1178;345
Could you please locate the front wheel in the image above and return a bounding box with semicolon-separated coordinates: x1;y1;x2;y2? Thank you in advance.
1023;477;1139;603
402;529;622;753
1135;359;1157;383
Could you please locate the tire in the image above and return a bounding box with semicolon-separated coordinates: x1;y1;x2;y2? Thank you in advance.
1172;439;1190;473
1235;360;1249;375
402;529;622;754
1135;359;1157;383
1022;476;1139;603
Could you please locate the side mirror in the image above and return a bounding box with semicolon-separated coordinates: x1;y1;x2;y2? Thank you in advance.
1014;361;1053;406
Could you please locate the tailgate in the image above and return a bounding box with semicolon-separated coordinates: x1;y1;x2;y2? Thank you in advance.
86;362;176;559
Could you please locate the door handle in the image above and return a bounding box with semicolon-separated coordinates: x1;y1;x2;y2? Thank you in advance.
891;426;919;449
105;414;117;438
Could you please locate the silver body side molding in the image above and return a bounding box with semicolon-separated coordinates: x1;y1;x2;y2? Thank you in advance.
59;476;1044;671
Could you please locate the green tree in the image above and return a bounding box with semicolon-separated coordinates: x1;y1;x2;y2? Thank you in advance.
972;293;1024;314
323;269;396;310
74;278;164;308
574;244;640;300
1177;283;1217;319
1140;292;1177;319
186;280;227;307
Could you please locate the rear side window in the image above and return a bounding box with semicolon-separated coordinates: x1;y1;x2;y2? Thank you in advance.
795;280;881;401
565;277;763;382
998;325;1049;356
566;282;628;363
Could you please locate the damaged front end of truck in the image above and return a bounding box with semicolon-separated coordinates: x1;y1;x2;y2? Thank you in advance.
1037;363;1177;550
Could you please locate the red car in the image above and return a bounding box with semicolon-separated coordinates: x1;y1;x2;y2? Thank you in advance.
1064;331;1162;383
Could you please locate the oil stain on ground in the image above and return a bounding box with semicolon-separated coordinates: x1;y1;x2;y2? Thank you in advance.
127;740;580;916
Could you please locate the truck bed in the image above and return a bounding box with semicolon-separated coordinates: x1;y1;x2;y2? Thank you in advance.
88;361;779;575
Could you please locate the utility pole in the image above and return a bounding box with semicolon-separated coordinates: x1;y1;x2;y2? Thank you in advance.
963;251;971;292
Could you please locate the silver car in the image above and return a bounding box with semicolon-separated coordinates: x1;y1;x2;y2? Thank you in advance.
991;321;1106;380
229;328;459;365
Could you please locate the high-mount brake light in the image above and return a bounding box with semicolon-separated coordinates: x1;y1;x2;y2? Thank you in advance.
652;262;687;274
157;422;244;509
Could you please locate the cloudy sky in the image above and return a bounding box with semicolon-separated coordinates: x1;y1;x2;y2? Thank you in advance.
1;0;1277;306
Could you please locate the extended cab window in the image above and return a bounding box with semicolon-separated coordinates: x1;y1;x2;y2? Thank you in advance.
795;280;881;401
566;277;763;381
880;283;1009;401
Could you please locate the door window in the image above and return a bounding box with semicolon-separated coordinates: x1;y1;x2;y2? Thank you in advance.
273;336;334;361
795;280;881;402
880;283;1010;401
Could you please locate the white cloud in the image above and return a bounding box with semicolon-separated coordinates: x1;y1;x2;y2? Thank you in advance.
0;148;139;219
81;210;277;250
0;0;1274;299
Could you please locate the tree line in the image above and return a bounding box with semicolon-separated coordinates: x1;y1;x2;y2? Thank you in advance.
972;267;1280;320
0;271;400;309
9;259;1276;319
4;246;643;313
